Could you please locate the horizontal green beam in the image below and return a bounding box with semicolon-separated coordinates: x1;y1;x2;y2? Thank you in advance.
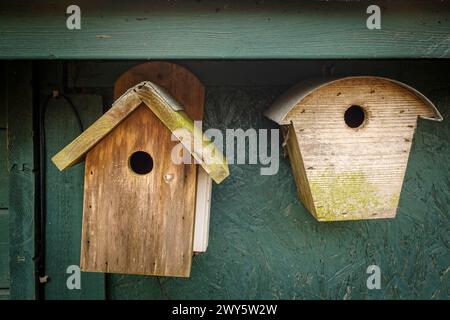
0;1;449;59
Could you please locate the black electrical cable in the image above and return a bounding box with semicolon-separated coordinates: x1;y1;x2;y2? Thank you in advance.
38;92;83;289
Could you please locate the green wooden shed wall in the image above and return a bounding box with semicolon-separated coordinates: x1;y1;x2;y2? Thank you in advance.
0;1;449;300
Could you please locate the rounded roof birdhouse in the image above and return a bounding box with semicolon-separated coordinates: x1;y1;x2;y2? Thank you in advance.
265;76;443;221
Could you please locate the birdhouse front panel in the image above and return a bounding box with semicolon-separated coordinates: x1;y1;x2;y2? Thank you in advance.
268;77;442;221
81;104;197;276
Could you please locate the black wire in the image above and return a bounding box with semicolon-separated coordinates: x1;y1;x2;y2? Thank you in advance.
38;92;84;287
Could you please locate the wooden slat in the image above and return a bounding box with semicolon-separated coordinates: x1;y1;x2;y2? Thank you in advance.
7;62;37;299
0;1;449;59
0;62;6;128
0;130;8;209
193;167;213;253
0;210;9;288
44;94;105;299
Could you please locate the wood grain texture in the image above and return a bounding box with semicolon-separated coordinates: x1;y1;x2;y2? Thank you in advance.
81;62;206;277
44;94;105;299
282;77;437;221
81;105;197;277
114;62;215;254
281;125;316;218
0;1;449;59
137;82;229;184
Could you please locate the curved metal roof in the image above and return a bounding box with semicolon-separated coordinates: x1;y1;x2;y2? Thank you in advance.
264;76;443;124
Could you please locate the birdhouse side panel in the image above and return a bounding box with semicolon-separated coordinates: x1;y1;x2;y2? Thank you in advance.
282;125;317;217
80;105;197;277
285;78;430;221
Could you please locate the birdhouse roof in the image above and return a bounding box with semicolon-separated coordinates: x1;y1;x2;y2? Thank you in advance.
52;81;229;184
264;76;443;124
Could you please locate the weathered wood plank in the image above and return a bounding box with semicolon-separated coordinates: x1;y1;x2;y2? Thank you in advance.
44;94;105;299
0;1;449;59
7;62;37;300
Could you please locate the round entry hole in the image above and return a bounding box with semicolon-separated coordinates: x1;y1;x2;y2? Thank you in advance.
344;105;366;128
129;151;153;175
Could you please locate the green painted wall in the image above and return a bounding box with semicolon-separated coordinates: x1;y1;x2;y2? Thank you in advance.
0;1;449;59
6;62;37;300
0;63;10;300
43;94;105;299
1;60;449;299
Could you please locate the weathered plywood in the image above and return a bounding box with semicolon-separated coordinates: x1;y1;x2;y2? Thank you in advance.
283;77;438;221
44;94;105;299
0;1;449;59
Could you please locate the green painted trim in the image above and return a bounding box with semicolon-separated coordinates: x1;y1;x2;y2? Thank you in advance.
7;62;38;300
0;210;9;289
0;1;449;59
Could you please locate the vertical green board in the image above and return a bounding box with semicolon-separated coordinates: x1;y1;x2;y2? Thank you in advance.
44;94;105;299
0;61;10;299
7;61;37;300
0;61;9;208
0;210;9;290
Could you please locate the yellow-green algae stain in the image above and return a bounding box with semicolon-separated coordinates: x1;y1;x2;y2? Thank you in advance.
309;170;398;221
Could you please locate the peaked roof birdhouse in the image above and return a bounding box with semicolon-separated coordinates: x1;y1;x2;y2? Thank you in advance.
265;76;442;222
52;64;229;277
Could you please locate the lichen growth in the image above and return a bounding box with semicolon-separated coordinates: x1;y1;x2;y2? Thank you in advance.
309;170;396;221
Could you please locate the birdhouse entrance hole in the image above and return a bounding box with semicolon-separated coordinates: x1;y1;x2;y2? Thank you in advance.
129;151;153;175
344;105;366;128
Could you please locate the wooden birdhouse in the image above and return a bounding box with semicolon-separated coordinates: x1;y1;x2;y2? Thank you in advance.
265;76;443;221
52;63;229;277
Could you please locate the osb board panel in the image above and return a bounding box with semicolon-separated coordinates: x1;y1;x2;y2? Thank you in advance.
44;94;105;299
283;77;436;221
108;86;449;299
81;106;197;276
